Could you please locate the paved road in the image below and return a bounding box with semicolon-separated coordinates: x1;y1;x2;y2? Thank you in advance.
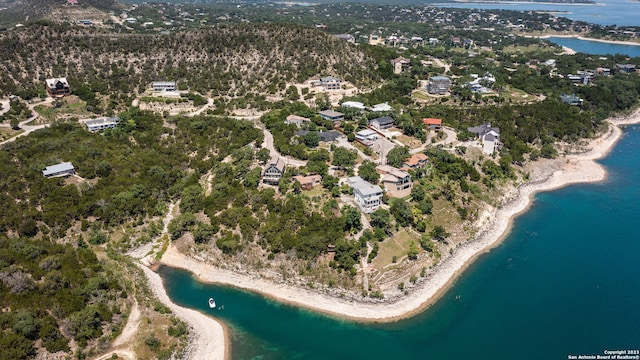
0;98;55;145
410;126;458;154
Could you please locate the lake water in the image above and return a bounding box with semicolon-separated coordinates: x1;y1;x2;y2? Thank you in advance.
159;125;640;359
547;36;640;57
434;0;640;26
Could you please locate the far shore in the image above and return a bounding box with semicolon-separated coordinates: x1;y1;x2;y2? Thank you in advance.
445;0;601;6
531;34;640;47
144;108;640;360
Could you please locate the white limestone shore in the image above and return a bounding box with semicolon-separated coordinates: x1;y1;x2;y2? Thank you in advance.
144;108;640;360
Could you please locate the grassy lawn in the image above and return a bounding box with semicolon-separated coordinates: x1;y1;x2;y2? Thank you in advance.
372;229;418;269
500;86;539;104
502;44;545;54
395;134;423;149
0;127;23;141
34;99;92;122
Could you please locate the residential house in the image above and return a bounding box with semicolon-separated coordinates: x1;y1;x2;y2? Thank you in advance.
347;176;384;213
391;57;411;74
468;123;502;155
285;114;310;128
369;102;393;112
403;153;428;169
43;162;75;178
45;78;70;97
427;76;451;94
561;94;584;106
319;76;341;90
262;157;286;185
615;64;637;74
80;117;121;132
376;165;412;197
334;34;355;43
355;129;378;143
369;35;384;46
77;20;93;25
596;67;611;76
152;81;176;92
566;72;593;85
422;118;442;132
368;116;394;130
410;36;424;46
293;174;322;190
428;37;439;45
318;110;344;122
341;101;366;110
296;130;343;142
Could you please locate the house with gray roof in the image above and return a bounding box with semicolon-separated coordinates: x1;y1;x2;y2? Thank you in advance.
262;157;286;185
347;176;383;213
318;110;344;122
427;75;451;94
45;78;70;97
468;123;502;155
296;130;344;142
43;162;75;178
369;116;394;130
319;76;341;90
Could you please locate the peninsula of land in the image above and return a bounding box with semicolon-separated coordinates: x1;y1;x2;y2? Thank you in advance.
144;109;640;360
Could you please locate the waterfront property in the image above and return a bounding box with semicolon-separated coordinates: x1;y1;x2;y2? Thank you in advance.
427;76;451;94
262;157;286;185
152;81;177;92
318;110;345;122
468;123;502;155
293;174;322;190
615;64;636;74
45;78;71;97
80;117;120;132
376;165;412;197
369;116;394;130
347;176;383;213
42;162;75;178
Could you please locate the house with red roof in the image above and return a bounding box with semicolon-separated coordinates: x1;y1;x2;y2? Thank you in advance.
422;118;442;132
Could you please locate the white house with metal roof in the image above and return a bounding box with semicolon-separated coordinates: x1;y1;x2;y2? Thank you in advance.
42;162;75;178
151;81;177;92
80;117;121;132
347;176;383;213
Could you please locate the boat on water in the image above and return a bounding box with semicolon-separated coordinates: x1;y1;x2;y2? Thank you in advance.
208;298;216;309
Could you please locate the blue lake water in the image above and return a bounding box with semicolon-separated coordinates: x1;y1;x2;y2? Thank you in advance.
159;125;640;359
434;0;640;26
546;36;640;57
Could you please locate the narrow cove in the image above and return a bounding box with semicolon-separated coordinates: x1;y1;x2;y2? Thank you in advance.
158;125;640;360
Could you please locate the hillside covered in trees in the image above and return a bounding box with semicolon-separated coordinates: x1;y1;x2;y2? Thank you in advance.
0;22;379;106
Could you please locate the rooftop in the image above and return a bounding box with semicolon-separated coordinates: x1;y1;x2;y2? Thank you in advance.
42;162;74;177
347;176;383;197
